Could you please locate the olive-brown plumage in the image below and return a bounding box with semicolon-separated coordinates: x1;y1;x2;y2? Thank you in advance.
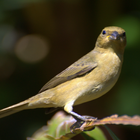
0;26;126;120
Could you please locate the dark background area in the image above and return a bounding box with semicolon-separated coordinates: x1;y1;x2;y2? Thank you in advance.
0;0;140;140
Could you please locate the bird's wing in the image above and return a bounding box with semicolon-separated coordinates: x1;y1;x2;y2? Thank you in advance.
39;52;97;93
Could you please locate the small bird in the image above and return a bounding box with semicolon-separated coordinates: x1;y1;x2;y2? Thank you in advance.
0;26;126;121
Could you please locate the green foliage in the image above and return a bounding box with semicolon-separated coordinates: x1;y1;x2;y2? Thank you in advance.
27;112;107;140
81;127;107;140
103;125;120;140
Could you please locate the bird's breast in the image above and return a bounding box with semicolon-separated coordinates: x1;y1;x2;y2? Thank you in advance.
75;51;123;105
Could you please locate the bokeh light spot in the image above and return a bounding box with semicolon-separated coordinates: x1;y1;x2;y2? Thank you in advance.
15;34;49;63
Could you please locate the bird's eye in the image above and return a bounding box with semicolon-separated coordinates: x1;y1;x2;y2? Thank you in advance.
102;30;106;35
122;32;126;36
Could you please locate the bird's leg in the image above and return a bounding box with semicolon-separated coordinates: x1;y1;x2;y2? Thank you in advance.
64;101;85;121
69;111;87;121
69;110;97;121
64;101;96;121
64;102;96;132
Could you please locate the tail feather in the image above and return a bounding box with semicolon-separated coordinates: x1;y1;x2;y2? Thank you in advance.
0;101;28;119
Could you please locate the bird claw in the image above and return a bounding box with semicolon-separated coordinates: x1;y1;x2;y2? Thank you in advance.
70;115;97;133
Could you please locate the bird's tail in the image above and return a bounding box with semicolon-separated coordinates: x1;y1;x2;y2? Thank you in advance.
0;100;29;119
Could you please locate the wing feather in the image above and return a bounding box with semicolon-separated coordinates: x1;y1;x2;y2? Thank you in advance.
39;51;97;93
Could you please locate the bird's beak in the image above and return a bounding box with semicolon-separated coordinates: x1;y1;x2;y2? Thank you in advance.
108;31;120;40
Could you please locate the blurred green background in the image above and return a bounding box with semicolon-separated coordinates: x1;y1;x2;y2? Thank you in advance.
0;0;140;140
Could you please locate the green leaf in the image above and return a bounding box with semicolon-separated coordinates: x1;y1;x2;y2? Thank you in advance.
104;125;120;140
81;127;107;140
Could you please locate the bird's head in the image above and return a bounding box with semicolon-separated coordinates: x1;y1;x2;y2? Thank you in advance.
95;26;126;55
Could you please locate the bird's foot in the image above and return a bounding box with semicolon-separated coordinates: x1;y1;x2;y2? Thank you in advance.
70;115;97;132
